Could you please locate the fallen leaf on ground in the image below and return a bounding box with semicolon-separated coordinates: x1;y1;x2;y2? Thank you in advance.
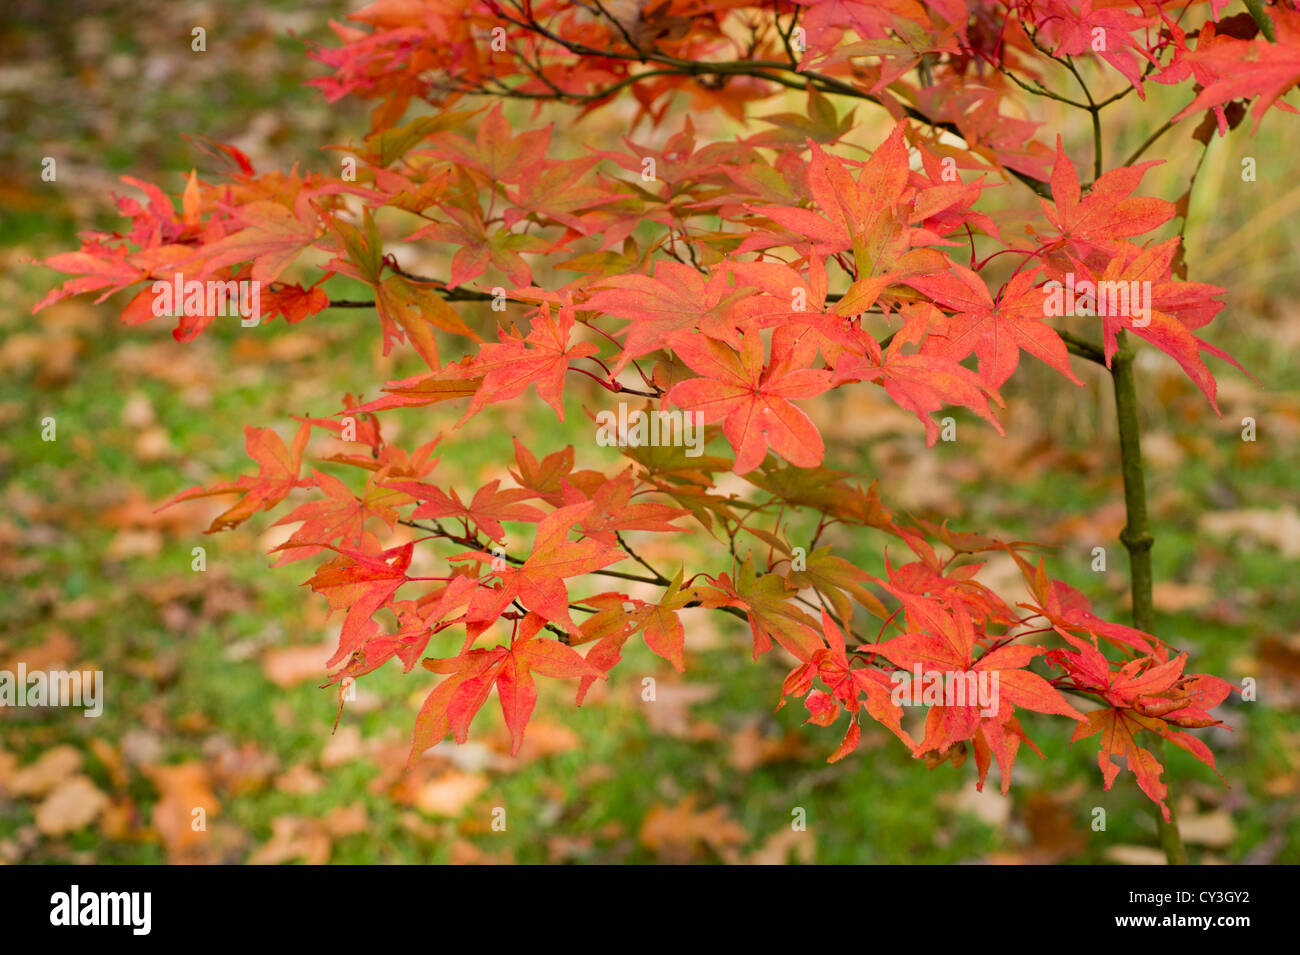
1104;845;1168;865
745;828;815;864
98;797;150;841
261;641;337;687
208;740;279;795
489;720;579;761
249;816;331;865
641;681;720;738
145;762;219;860
323;803;368;838
937;781;1012;829
35;775;109;836
1150;581;1213;613
639;796;749;863
316;728;357;771
448;839;514;865
276;763;325;795
728;722;810;772
414;770;488;817
1200;507;1300;559
1018;787;1087;863
7;746;82;798
0;630;79;672
1179;809;1236;848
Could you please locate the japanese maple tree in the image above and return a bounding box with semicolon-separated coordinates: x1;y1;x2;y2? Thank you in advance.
38;0;1285;864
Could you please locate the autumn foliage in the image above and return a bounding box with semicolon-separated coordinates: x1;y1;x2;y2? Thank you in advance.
39;0;1284;834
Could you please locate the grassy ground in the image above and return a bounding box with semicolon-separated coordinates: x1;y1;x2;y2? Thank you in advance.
1;2;1298;864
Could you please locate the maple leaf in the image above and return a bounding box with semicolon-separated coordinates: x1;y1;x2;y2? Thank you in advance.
833;319;1004;446
1020;573;1160;657
387;477;544;542
1048;639;1229;815
558;469;688;546
161;423;311;532
1050;239;1236;410
304;541;415;667
870;592;1082;790
1032;0;1155;91
406;204;545;288
450;502;624;634
507;439;605;507
29;247;136;314
785;545;888;624
584;261;766;374
1072;706;1176;820
375;273;483;368
711;556;825;662
441;301;597;424
269;467;411;565
879;544;1019;632
410;612;603;760
907;265;1083;389
744;464;895;530
738;126;912;261
262;281;330;325
327;573;481;685
1172;8;1300;133
667;326;832;474
503;155;616;231
351;372;482;413
293;394;397;466
192;194;323;284
791;610;915;761
1037;137;1174;263
574;569;728;689
424;102;554;185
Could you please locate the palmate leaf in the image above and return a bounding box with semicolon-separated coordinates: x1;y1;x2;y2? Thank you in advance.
411;612;604;760
667;326;832;474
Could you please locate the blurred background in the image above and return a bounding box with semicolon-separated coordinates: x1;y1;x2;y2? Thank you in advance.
1;0;1298;863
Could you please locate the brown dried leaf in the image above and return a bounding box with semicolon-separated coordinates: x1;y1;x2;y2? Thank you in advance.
639;796;749;862
248;816;331;865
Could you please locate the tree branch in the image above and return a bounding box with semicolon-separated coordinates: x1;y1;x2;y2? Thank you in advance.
1110;331;1189;866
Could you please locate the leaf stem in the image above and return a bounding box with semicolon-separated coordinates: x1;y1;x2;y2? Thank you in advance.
1243;0;1277;41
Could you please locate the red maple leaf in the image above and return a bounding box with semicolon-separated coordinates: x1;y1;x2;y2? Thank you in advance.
304;541;415;667
192;193;323;284
1038;137;1174;264
1173;8;1300;133
1050;239;1238;411
584;261;766;374
832;308;1005;445
667;326;832;473
387;477;544;542
870;591;1082;791
908;264;1083;389
450;501;624;634
161;423;311;532
780;609;916;762
440;300;597;424
558;469;688;546
410;611;604;759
